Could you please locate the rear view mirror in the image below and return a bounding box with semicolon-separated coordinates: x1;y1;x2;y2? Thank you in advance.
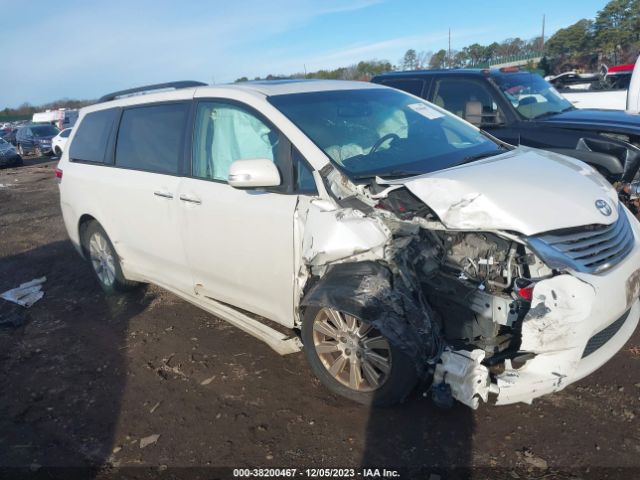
228;159;281;189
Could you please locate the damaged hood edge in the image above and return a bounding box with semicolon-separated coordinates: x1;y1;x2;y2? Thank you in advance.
376;147;620;236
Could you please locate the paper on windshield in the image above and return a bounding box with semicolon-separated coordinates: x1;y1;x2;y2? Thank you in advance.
407;103;444;120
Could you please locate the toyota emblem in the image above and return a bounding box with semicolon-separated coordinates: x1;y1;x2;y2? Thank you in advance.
595;199;612;216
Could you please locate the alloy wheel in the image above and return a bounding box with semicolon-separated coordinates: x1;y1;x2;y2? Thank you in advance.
311;307;392;392
88;232;116;287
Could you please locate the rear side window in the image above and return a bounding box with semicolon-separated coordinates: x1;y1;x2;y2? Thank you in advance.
69;109;119;162
115;103;188;174
381;79;425;97
60;129;71;138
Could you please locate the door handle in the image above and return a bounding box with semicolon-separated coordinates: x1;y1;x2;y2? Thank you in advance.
154;190;174;199
179;194;202;205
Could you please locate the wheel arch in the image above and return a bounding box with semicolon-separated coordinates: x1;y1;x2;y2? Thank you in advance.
300;261;438;369
78;214;99;259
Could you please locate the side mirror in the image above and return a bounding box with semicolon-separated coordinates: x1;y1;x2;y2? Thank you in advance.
228;159;281;189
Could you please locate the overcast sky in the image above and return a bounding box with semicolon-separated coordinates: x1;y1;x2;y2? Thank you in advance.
0;0;606;108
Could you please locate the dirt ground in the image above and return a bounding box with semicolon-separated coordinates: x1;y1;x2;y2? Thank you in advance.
0;158;639;480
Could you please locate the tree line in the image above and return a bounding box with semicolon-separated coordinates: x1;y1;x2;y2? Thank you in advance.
238;0;639;82
0;98;94;121
2;0;638;114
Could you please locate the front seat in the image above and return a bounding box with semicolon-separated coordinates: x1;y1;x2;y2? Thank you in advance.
464;101;483;127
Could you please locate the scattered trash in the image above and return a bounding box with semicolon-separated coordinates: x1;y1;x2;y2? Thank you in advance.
519;448;548;470
0;277;46;307
139;434;160;449
200;375;216;386
149;402;161;414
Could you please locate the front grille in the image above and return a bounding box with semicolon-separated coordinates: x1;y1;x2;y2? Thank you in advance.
528;204;635;274
582;309;630;358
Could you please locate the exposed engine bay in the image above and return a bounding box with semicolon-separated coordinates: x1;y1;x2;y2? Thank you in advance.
298;157;638;409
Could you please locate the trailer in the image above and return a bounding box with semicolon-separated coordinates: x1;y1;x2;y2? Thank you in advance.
31;109;78;130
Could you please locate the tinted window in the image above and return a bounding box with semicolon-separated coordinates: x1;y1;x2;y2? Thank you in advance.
70;109;119;162
431;78;504;126
192;101;281;182
491;73;573;119
31;125;59;137
115;103;188;174
382;79;425;97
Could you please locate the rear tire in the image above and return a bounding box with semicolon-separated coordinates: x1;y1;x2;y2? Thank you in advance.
81;221;140;295
301;306;418;406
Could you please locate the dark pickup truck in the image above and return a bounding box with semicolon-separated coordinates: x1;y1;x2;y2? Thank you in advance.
372;68;640;186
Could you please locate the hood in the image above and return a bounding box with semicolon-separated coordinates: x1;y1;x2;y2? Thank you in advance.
378;147;619;236
540;108;640;134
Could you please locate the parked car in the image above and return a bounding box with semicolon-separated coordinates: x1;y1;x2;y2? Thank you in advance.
554;61;639;111
1;127;19;146
372;68;640;188
58;80;640;409
0;137;22;168
15;124;59;157
52;128;72;156
545;71;599;89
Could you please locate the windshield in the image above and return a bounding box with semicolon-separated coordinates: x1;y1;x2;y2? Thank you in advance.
269;88;503;179
492;72;574;119
31;125;59;137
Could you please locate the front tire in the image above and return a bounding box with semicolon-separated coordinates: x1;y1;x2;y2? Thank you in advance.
54;146;62;157
302;306;418;406
81;221;140;294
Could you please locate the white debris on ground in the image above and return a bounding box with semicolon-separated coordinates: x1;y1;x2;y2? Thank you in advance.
139;434;160;449
0;277;46;307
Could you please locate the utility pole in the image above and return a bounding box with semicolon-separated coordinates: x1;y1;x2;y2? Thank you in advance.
448;28;451;69
541;14;545;51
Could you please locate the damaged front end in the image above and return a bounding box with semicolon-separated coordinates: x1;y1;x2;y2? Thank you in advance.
297;162;640;409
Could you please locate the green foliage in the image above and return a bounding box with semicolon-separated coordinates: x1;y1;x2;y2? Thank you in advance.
0;98;93;120
429;49;447;69
401;49;418;70
544;0;640;66
251;59;393;82
545;19;594;57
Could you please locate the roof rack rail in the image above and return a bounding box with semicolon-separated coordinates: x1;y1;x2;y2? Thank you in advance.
98;81;208;103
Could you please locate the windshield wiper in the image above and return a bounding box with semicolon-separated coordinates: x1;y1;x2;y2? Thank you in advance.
457;149;505;166
352;170;425;181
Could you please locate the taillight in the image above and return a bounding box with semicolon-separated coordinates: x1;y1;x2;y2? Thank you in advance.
55;168;63;182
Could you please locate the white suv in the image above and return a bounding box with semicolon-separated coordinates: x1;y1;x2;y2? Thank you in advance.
58;80;640;408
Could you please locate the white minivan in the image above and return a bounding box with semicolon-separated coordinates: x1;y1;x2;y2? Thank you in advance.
58;80;640;408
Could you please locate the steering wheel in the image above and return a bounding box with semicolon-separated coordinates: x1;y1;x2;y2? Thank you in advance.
369;133;400;155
